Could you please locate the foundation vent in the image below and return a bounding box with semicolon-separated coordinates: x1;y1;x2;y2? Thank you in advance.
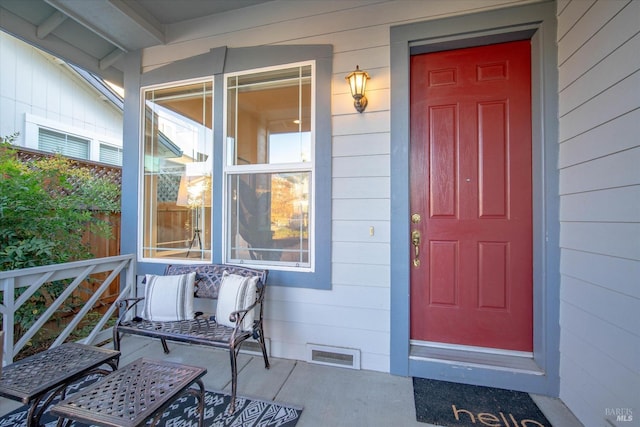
306;344;360;370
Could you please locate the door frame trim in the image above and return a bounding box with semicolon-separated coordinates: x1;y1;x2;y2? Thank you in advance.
389;1;560;396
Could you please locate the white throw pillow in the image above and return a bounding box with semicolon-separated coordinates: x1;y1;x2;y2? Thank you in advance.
216;272;259;330
142;272;196;321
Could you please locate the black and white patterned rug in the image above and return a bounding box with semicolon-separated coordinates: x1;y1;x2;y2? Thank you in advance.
0;374;302;427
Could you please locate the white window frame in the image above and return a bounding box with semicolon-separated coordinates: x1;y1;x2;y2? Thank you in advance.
222;61;316;272
137;77;215;264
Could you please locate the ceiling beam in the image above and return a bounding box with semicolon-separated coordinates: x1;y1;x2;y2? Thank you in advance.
36;10;67;39
108;0;164;44
44;0;166;51
44;0;129;51
100;47;125;70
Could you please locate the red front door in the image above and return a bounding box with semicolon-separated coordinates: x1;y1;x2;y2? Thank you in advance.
409;41;533;351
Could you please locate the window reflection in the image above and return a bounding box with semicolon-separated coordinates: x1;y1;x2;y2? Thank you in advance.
227;65;311;166
141;81;213;261
228;172;310;265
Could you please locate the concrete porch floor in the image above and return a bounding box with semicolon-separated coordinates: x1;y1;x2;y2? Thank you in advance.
0;336;583;426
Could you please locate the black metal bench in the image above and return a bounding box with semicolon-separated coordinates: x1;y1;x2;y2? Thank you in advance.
112;264;269;413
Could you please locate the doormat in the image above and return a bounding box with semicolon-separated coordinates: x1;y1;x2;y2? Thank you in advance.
0;374;302;427
413;378;552;426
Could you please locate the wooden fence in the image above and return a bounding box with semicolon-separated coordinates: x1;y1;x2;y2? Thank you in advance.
81;211;122;307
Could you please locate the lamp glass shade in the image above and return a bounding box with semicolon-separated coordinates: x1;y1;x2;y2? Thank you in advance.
346;66;369;98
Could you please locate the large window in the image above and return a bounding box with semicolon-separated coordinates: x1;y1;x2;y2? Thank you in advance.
133;45;331;287
225;64;313;269
141;80;213;261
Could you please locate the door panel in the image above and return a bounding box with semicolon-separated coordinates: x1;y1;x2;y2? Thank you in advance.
409;41;533;351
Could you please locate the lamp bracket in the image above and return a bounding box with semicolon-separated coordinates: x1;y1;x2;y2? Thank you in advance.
353;95;368;113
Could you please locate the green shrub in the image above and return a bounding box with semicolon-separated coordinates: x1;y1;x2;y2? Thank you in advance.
0;137;120;270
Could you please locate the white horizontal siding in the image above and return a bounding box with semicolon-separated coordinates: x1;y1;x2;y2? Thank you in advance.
332;262;390;288
560;333;638;425
560;249;640;299
562;276;638;337
267;299;389;333
558;0;638;90
0;32;122;157
562;330;639;404
333;111;390;136
333;177;390;198
557;0;640;426
559;33;640;116
561;222;639;267
559;70;639;141
559;147;640;194
333;133;389;157
333;242;389;266
556;0;594;41
268;284;389;310
557;0;623;65
333;199;390;221
334;46;390;76
558;108;639;168
560;186;640;222
333;154;390;178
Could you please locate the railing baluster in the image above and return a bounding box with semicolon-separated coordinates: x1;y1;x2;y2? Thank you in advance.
1;276;16;364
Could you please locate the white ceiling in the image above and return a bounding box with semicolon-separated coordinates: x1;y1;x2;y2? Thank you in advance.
0;0;275;85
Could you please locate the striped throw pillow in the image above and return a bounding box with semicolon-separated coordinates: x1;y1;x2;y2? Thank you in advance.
216;272;259;330
142;272;196;321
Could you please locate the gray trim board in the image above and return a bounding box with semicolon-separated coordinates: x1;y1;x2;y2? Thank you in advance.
120;50;142;260
141;47;227;85
389;1;560;396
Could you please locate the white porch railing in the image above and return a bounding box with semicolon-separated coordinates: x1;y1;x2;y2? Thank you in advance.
0;254;136;365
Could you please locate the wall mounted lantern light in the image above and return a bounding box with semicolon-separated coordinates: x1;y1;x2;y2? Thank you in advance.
345;65;370;113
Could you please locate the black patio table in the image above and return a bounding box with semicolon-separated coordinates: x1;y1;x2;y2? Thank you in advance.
0;342;121;427
51;358;207;427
